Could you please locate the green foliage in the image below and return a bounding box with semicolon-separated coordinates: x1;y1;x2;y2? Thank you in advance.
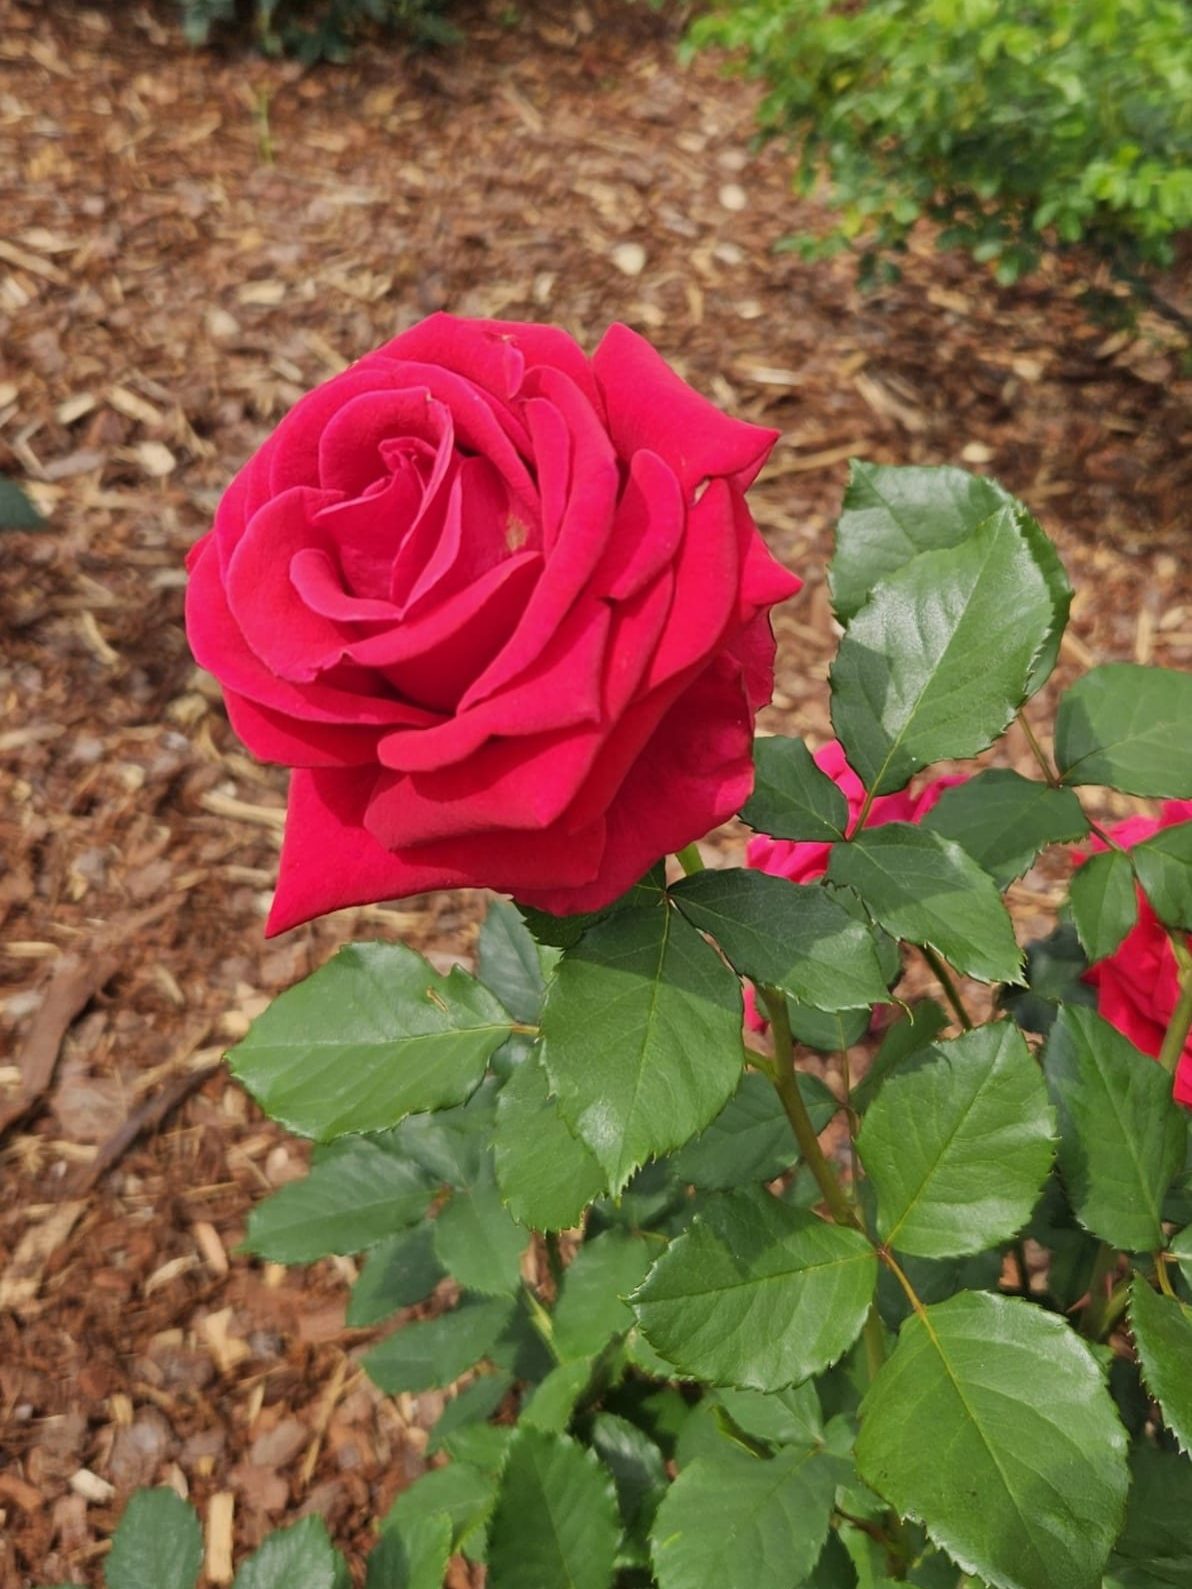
741;734;850;840
486;1428;620;1589
921;770;1088;889
687;0;1192;309
1130;1278;1192;1453
106;1488;203;1589
175;0;458;61
0;475;45;531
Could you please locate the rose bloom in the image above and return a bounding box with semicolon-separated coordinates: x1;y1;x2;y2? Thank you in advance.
186;314;799;933
743;740;963;1028
1080;799;1192;1107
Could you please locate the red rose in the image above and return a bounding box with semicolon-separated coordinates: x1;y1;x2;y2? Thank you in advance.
186;314;799;933
1079;799;1192;1107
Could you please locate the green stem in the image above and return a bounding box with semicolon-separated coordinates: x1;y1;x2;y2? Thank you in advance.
674;842;705;875
1080;1242;1120;1339
759;985;860;1229
920;945;974;1031
1157;951;1192;1078
861;1304;887;1378
1017;708;1059;787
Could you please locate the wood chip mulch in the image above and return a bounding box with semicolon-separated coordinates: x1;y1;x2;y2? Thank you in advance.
0;0;1189;1581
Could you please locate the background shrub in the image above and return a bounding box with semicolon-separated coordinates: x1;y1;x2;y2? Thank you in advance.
176;0;459;60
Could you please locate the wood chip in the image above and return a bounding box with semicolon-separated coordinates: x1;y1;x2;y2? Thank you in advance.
206;1492;235;1585
0;1201;85;1311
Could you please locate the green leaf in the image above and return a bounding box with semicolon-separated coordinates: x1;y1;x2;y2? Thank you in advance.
1131;1278;1192;1453
1133;823;1192;932
851;1000;949;1114
347;1224;445;1326
1172;1224;1192;1292
520;1357;595;1432
106;1488;202;1589
229;942;513;1140
672;870;891;1012
856;1292;1128;1589
478;898;547;1023
492;1048;606;1231
858;1022;1056;1258
922;770;1088;888
740;735;849;841
553;1230;657;1362
1107;1442;1192;1589
589;1413;668;1537
713;1382;823;1448
827;824;1024;985
364;1513;453;1589
1000;923;1095;1038
632;1191;877;1391
244;1137;431;1263
1069;848;1138;961
362;1295;515;1394
541;904;744;1193
390;1087;496;1188
828;461;1011;623
829;508;1054;795
487;1427;620;1589
0;475;45;530
232;1518;344;1589
518;863;667;949
1044;1006;1186;1252
432;1163;528;1297
426;1371;513;1455
1056;666;1192;797
674;1071;835;1190
381;1462;497;1562
650;1438;840;1589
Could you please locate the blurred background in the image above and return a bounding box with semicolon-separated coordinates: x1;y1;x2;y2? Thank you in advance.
0;0;1188;1580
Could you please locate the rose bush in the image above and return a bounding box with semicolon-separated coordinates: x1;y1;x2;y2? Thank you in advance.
186;313;798;932
1081;799;1192;1105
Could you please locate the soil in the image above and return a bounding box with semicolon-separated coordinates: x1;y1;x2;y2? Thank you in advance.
0;0;1189;1582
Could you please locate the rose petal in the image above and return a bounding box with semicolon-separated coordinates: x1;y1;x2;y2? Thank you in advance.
591;449;685;602
224;690;385;767
643;478;741;690
289;548;401;622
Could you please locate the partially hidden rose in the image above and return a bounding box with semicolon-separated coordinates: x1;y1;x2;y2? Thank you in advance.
185;314;799;933
743;740;963;1030
1079;799;1192;1108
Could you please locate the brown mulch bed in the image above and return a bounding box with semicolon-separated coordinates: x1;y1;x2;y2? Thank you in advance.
0;0;1189;1581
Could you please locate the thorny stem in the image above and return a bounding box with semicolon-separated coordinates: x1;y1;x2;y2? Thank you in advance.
919;945;974;1031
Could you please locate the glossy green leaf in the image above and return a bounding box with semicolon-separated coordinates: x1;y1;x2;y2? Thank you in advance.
741;735;849;841
922;770;1088;888
244;1137;431;1264
347;1225;445;1326
106;1488;202;1589
1133;823;1192;932
1131;1277;1192;1453
673;1071;835;1190
830;508;1053;795
672;869;890;1011
553;1230;657;1362
1000;923;1095;1038
857;1292;1128;1589
714;1381;823;1448
229;942;513;1140
492;1048;606;1231
650;1436;839;1589
1069;848;1138;961
487;1427;620;1589
380;1462;497;1563
391;1086;496;1189
520;1357;594;1433
362;1295;515;1394
590;1413;668;1538
232;1518;344;1589
851;1000;949;1114
1172;1224;1192;1292
1044;1006;1186;1252
364;1513;453;1589
632;1191;877;1391
432;1163;528;1297
1056;666;1192;797
426;1371;513;1455
541;904;744;1193
517;864;667;950
827;824;1024;985
858;1022;1055;1258
1106;1442;1192;1589
477;898;547;1023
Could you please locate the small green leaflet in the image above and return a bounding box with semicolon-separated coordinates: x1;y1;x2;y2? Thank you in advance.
517;863;667;949
673;1071;833;1190
590;1413;669;1539
857;1292;1128;1589
347;1224;445;1327
229;942;513;1140
672;869;890;1012
632;1190;877;1391
244;1137;431;1264
380;1462;498;1563
714;1382;823;1449
552;1229;657;1362
364;1513;453;1589
1132;822;1192;932
851;1000;949;1114
486;1427;620;1589
541;904;744;1193
1106;1442;1192;1589
0;475;45;530
106;1488;203;1589
1172;1225;1192;1292
492;1048;607;1231
1055;665;1192;797
477;898;548;1024
1130;1277;1192;1453
829;508;1054;795
232;1517;345;1589
520;1357;595;1433
650;1437;840;1589
362;1294;515;1394
1069;848;1138;961
427;1371;513;1456
922;770;1088;888
1044;1006;1186;1252
431;1162;528;1296
858;1023;1056;1258
740;735;849;841
827;824;1024;985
